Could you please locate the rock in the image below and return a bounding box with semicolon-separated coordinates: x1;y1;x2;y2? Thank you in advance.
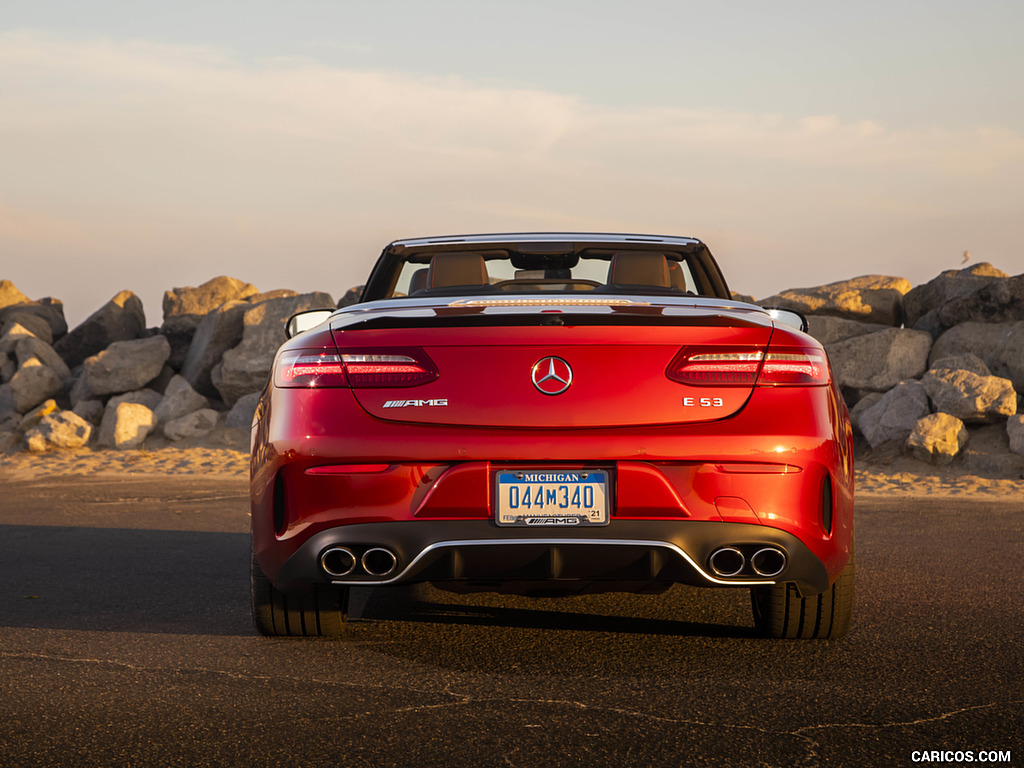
97;402;157;449
1008;416;1024;456
903;263;1007;336
105;388;164;412
72;399;105;425
54;290;146;369
180;300;251;398
0;279;31;309
24;410;93;451
930;322;1024;393
0;297;67;342
163;408;220;441
959;423;1024;477
76;335;171;399
0;311;53;345
154;375;209;426
248;289;299;303
146;365;177;395
906;413;968;465
15;336;71;381
858;380;930;448
849;391;884;435
927;353;991;378
922;368;1016;423
0;322;37;356
162;276;259;335
93;389;163;440
0;428;18;453
0;351;13;383
337;286;364;308
212;292;334;406
226;392;261;429
826;328;932;392
807;316;890;347
760;275;912;326
9;358;63;413
35;298;69;340
17;398;59;433
0;383;16;422
162;276;258;369
931;273;1024;336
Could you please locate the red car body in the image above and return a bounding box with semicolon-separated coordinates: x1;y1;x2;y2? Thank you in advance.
249;234;855;639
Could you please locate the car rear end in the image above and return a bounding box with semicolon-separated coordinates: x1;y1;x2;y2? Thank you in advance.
250;292;854;638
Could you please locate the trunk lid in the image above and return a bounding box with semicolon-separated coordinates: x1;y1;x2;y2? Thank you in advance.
330;300;773;428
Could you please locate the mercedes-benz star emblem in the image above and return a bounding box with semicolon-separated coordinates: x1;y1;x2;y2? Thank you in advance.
531;356;573;395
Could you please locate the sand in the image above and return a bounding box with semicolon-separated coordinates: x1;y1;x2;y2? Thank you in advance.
3;438;1024;499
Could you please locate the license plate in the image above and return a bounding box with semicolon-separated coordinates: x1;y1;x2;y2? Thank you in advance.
495;471;609;527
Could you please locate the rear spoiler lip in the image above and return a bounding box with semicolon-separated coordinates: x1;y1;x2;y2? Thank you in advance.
329;295;773;332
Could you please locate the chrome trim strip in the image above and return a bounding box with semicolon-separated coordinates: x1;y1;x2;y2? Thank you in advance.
448;298;650;308
389;232;702;248
326;538;776;587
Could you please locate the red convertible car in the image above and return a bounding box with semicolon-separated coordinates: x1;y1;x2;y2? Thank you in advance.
249;233;855;639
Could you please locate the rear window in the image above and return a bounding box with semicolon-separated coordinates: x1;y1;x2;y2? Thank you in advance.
388;250;706;299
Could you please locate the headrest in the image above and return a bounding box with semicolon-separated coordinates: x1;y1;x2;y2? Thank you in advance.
427;253;489;288
408;268;429;294
607;252;670;287
667;261;688;291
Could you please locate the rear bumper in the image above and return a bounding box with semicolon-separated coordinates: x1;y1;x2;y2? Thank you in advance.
251;381;854;595
273;519;831;596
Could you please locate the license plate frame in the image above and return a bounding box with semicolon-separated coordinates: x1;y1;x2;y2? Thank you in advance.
494;470;610;527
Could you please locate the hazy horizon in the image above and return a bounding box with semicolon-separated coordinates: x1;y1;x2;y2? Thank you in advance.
2;2;1022;329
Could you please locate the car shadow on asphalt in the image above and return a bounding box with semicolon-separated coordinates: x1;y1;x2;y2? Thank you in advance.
352;582;760;639
0;524;252;636
0;523;758;642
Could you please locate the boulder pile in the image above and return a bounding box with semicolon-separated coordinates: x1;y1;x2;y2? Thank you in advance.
3;263;1024;477
762;262;1024;474
0;277;356;454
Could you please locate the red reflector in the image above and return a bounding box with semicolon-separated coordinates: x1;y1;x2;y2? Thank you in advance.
305;464;391;475
714;463;803;474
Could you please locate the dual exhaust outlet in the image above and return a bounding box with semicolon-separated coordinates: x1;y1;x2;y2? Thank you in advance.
709;546;787;579
320;546;398;579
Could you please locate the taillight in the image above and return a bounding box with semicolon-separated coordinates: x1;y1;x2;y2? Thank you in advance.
666;349;763;386
758;347;829;386
341;352;438;387
666;347;829;387
275;351;348;387
274;348;438;388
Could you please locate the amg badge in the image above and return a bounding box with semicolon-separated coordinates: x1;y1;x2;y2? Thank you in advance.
383;399;449;408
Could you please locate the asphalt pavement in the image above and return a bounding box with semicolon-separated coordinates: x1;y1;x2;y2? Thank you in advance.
0;475;1021;768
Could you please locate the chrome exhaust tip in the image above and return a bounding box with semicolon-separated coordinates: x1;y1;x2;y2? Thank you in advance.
709;546;745;578
361;547;398;578
320;547;357;578
750;547;787;577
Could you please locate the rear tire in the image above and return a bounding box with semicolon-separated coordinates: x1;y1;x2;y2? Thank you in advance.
251;547;348;637
751;546;854;639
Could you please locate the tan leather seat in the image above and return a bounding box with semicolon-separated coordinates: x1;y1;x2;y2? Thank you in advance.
427;253;489;288
607;252;670;287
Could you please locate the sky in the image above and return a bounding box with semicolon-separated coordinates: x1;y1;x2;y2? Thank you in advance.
2;0;1023;328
